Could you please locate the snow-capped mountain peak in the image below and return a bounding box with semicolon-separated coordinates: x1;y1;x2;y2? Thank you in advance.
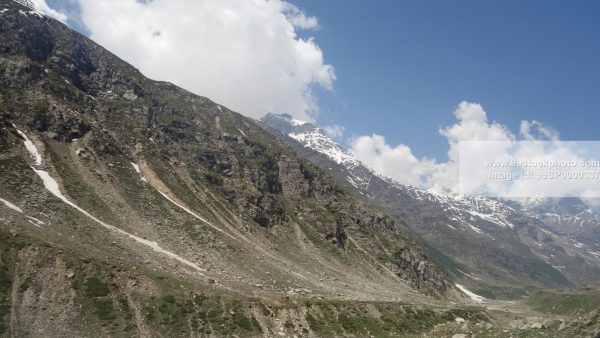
262;113;361;168
261;113;600;238
11;0;67;23
288;130;359;167
261;113;518;231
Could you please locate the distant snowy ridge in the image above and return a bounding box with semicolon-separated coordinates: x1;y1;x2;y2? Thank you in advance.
288;130;360;167
262;113;520;234
11;0;67;23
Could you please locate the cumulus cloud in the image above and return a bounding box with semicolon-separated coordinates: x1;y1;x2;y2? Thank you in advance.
19;0;68;23
453;115;597;198
281;3;319;30
430;102;514;193
350;101;599;198
519;120;560;141
349;101;513;192
439;102;514;145
350;135;436;187
323;124;345;140
73;0;335;121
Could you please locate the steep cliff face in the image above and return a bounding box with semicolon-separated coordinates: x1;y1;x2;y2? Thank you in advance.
0;1;467;335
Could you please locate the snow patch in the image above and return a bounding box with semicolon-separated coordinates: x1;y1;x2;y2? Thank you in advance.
290;119;306;126
466;209;514;228
13;125;42;165
289;131;360;166
466;223;483;234
130;162;147;182
155;190;236;241
455;283;486;303
587;251;600;258
0;197;22;213
31;167;206;274
18;8;41;19
346;176;359;188
457;269;481;280
14;0;67;22
26;215;44;226
35;167;206;271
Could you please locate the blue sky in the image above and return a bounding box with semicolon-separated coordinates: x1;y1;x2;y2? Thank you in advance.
294;0;600;159
46;0;600;161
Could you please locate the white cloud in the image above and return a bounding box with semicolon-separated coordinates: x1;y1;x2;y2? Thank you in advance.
323;124;345;140
439;102;514;145
18;0;68;23
74;0;335;121
281;3;319;30
430;102;515;193
349;101;598;199
348;101;513;192
519;120;560;141
349;134;436;187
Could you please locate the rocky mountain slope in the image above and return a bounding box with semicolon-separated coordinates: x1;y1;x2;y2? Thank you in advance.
521;197;600;246
2;1;600;336
260;113;600;299
0;0;502;336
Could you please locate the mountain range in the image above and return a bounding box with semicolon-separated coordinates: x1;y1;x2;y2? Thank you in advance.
0;1;468;336
261;113;600;299
1;0;600;337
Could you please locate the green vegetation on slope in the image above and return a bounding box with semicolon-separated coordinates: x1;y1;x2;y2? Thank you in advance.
528;289;600;315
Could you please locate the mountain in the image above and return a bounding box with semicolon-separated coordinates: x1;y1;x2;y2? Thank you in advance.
522;197;591;216
4;1;600;336
260;113;600;299
522;197;600;248
522;196;598;234
0;1;505;336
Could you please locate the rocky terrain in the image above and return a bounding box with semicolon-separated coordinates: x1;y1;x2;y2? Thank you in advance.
261;113;600;300
521;197;600;246
0;0;467;336
1;0;600;337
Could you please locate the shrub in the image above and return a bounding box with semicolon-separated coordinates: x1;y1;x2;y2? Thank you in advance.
85;277;110;297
